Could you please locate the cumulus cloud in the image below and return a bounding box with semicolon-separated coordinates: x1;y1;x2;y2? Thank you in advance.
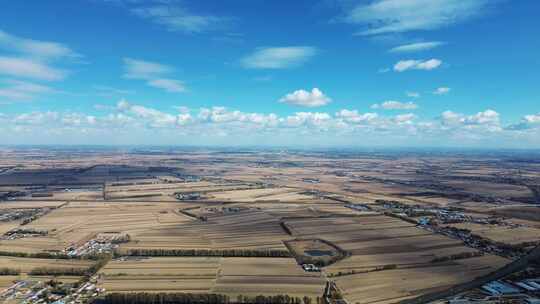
393;113;417;124
343;0;492;35
123;58;185;93
335;109;378;123
279;88;331;107
241;47;317;69
505;113;540;131
440;109;500;127
394;59;442;72
433;87;451;95
0;56;67;81
525;113;540;124
116;99;188;128
389;41;445;53
371;101;418;110
3;102;537;147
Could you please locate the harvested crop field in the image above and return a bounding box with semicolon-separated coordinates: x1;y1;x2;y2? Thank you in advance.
334;255;508;304
98;257;325;300
445;222;540;245
99;257;220;293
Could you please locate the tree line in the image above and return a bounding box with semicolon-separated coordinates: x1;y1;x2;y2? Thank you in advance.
0;267;20;275
28;255;110;277
93;293;322;304
0;250;110;260
123;248;291;258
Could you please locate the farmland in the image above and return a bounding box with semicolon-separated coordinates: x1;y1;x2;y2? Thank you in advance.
1;147;539;304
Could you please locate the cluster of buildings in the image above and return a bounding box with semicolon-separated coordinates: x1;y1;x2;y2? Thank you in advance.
0;278;104;304
344;203;371;212
302;264;321;272
64;234;128;257
443;279;540;304
302;178;320;184
0;208;43;222
1;227;48;240
175;192;202;201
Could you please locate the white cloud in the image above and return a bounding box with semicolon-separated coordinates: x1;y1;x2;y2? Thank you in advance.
122;58;185;93
147;78;185;92
0;79;55;101
371;100;418;110
394;59;442;72
284;112;332;128
505;113;540;131
12;111;59;125
344;0;491;35
0;29;80;60
389;41;445;53
406;91;420;98
130;4;227;33
123;58;172;80
393;113;417;124
433;87;451;95
94;85;135;97
241;47;317;69
0;56;66;81
440;109;500;127
465;109;500;125
4;100;537;147
279;88;331;107
116;99;183;128
524;113;540;124
335;109;378;123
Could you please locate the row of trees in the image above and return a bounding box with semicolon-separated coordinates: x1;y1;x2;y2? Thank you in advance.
29;267;88;276
94;293;321;304
0;267;20;275
0;250;110;260
28;255;110;277
124;248;291;258
431;251;483;263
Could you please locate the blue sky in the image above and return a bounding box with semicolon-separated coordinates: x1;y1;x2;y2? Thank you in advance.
0;0;539;147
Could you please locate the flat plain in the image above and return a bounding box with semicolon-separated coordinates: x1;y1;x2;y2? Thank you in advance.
1;147;539;304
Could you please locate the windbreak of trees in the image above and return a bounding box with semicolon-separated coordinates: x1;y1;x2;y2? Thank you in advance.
124;248;291;258
94;293;321;304
431;251;483;263
28;255;110;277
29;267;88;276
0;267;20;275
0;250;110;260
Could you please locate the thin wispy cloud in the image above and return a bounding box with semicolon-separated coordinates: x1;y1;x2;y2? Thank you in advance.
0;29;81;60
389;41;445;53
406;91;420;98
123;58;172;80
344;0;492;35
433;87;451;95
241;47;317;69
0;79;55;101
393;59;442;72
130;4;228;33
123;58;185;93
147;78;185;93
94;85;135;97
0;56;67;81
